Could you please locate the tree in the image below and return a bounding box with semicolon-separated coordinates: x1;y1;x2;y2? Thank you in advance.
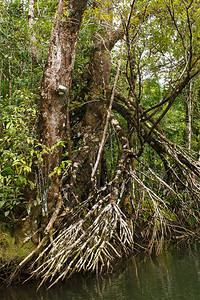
37;0;88;212
2;0;200;287
28;0;38;62
24;0;89;235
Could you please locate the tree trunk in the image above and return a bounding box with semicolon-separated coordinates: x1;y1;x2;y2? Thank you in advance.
37;0;88;214
28;0;38;62
65;26;123;202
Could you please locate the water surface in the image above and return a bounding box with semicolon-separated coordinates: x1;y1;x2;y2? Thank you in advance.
1;245;200;299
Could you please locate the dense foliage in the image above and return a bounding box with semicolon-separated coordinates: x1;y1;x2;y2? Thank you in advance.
0;90;37;217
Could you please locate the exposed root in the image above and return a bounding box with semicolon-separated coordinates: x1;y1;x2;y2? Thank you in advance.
6;105;200;289
31;198;134;288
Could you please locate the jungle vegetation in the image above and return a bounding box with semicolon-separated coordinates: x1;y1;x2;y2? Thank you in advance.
0;0;200;288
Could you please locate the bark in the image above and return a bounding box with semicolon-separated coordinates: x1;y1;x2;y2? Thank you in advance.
28;0;38;62
37;0;88;214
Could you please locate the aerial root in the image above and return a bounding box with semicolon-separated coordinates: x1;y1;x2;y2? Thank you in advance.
31;197;134;288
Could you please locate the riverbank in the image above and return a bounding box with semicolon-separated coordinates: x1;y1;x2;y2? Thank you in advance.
0;221;35;283
0;215;199;290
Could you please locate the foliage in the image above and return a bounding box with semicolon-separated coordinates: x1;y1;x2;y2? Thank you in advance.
0;90;38;218
0;0;56;98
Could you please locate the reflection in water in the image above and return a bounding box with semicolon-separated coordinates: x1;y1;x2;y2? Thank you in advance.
1;245;200;300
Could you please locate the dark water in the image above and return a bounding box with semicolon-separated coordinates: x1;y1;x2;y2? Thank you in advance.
1;245;200;300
